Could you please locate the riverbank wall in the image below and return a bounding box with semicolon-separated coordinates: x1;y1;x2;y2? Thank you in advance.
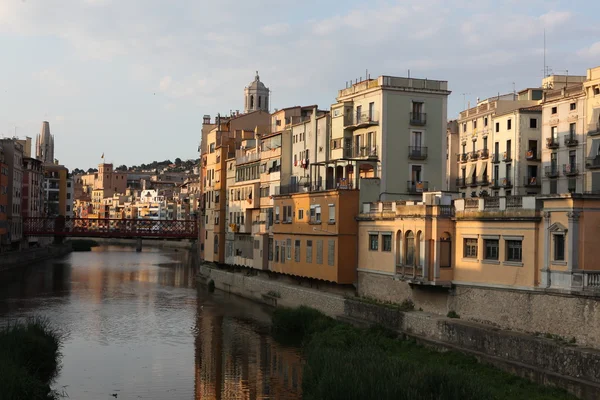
81;237;196;250
198;264;600;400
0;244;72;272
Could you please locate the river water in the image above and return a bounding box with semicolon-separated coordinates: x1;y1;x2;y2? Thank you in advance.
0;246;303;400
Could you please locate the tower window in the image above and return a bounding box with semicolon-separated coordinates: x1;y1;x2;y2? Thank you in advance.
250;95;254;108
258;96;262;108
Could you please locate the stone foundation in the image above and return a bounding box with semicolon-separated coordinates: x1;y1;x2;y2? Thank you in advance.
358;270;600;349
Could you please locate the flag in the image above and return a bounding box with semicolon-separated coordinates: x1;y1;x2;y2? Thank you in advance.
101;153;104;159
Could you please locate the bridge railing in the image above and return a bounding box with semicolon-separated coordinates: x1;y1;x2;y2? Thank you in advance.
23;217;198;238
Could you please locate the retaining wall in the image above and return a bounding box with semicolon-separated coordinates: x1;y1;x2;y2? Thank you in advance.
0;244;72;272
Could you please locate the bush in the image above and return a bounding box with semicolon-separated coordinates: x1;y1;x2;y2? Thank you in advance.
447;310;460;319
0;317;63;399
207;279;215;292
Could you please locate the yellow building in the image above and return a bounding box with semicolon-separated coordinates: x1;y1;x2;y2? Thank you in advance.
272;189;359;284
43;163;69;217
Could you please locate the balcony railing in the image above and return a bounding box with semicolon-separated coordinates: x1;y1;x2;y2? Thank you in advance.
456;178;467;188
345;111;379;128
506;196;523;208
546;137;559;149
526;150;540;161
236;152;261;165
479;149;490;159
467;177;478;187
563;163;579;176
588;122;600;136
457;153;468;163
344;145;378;159
478;175;490;186
502;152;512;162
408;146;428;160
501;178;512;188
491;153;500;164
564;134;578;147
409;112;427;126
407;181;429;193
545;165;559;178
484;197;500;210
587;156;600;169
490;178;500;189
464;198;479;209
468;151;479;161
523;176;540;187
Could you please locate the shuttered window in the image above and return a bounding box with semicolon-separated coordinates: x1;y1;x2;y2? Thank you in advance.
328;240;335;266
316;240;323;264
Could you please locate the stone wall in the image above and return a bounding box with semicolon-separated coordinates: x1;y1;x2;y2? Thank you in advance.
198;264;345;317
85;237;196;250
358;270;600;349
0;244;72;272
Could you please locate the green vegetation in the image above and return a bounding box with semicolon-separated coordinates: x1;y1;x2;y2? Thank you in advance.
208;279;215;292
447;310;460;319
70;239;99;252
272;306;576;400
266;290;281;298
0;318;64;400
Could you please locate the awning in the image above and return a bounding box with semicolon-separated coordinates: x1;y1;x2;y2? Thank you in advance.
588;139;600;158
466;163;475;178
477;161;487;180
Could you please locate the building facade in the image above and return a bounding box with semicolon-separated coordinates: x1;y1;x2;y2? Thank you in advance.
1;139;24;246
43;163;70;217
0;145;8;248
22;156;44;219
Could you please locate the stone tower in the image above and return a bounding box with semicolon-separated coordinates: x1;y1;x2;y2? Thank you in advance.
244;71;269;113
36;121;54;164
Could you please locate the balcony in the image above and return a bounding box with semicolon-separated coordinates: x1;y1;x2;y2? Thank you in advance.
236;152;261;165
406;181;429;193
588;122;600;136
546;137;559;149
526;150;540;161
344;145;378;159
490;178;500;189
524;176;540;187
491;153;500;164
408;146;428;160
564;134;578;147
587;156;600;169
456;178;467;188
478;175;490;186
502;152;512;162
545;165;559;178
467;177;478;187
501;178;512;188
409;112;427;126
479;149;490;159
563;164;579;176
468;151;479;161
457;153;468;163
345;111;379;130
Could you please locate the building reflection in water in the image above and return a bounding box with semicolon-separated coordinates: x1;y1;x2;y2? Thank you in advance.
194;298;303;400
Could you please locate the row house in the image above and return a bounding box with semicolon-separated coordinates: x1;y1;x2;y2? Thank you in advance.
0;145;8;248
1;139;24;247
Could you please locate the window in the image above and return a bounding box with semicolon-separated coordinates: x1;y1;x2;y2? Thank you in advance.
275;241;280;262
368;102;375;120
484;239;499;260
464;238;477;258
316;240;323;264
551;106;557;114
570;123;576;136
463;123;467;132
306;240;313;263
295;240;300;262
550;180;558;194
286;238;292;260
495;122;500;133
553;234;565;261
298;209;304;220
66;193;71;199
369;234;379;251
310;205;321;223
328;204;335;223
595;87;600;96
275;206;280;222
268;238;274;261
483;137;488;150
473;120;477;129
507;119;512;130
209;143;215;153
327;240;335;266
283;205;292;223
382;234;392;252
66;205;71;212
570;102;576;111
530;118;537;129
506;240;522;262
484;117;488;127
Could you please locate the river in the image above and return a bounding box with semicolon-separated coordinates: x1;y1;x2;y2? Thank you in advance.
0;245;303;400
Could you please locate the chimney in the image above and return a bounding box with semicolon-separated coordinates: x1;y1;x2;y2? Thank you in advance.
203;115;211;124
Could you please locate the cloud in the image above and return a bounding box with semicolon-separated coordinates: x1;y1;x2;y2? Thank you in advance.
578;42;600;59
159;76;172;92
260;23;290;36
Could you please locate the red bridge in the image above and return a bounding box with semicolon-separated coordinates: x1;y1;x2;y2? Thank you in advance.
23;217;198;239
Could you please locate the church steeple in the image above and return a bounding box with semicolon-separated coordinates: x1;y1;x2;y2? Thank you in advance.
244;71;269;113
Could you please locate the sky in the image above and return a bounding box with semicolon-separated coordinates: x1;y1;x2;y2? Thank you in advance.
0;0;599;171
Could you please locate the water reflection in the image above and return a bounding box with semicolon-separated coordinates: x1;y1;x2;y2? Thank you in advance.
0;245;302;399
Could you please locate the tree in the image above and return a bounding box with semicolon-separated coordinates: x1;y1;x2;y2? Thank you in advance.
116;164;128;171
87;168;98;173
175;157;182;166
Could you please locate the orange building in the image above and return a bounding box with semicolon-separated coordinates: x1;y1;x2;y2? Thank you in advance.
272;189;359;284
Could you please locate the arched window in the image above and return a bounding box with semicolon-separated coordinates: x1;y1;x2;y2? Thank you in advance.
406;231;415;266
258;96;262;108
250;95;254;108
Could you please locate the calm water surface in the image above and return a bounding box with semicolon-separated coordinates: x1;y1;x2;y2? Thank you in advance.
0;246;303;399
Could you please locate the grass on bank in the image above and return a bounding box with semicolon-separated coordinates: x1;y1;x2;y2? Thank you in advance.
70;239;99;252
0;317;64;400
272;306;576;400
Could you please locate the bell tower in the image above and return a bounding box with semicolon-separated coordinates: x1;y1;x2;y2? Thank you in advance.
244;71;269;113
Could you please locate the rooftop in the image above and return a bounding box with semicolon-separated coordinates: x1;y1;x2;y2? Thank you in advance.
337;75;450;100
